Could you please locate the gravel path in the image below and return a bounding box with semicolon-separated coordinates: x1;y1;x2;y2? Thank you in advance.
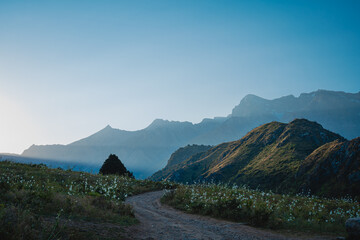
124;190;334;240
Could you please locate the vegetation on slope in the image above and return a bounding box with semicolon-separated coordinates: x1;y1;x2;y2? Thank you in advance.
297;137;360;197
0;161;174;240
161;119;346;196
162;184;360;236
150;144;212;181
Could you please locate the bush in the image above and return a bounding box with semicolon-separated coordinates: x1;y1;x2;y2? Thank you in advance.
99;154;134;178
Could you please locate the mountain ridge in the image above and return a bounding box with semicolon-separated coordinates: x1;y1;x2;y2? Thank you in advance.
151;119;359;197
22;89;360;178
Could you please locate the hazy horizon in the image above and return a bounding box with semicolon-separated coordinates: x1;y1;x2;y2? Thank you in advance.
1;0;360;154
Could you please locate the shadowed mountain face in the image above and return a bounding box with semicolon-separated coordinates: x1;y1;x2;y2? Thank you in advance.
150;144;212;181
296;137;360;197
22;90;360;178
155;119;356;197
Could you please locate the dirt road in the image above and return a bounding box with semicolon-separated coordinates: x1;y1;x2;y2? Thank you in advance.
124;191;333;240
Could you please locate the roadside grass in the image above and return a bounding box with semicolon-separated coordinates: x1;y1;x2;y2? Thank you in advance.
161;184;360;236
0;161;175;239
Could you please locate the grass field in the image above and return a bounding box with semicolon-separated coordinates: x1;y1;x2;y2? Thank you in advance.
2;160;359;238
0;161;174;239
162;183;360;235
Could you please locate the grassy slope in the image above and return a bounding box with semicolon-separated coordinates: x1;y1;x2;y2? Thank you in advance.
0;161;174;240
164;119;345;195
297;137;360;197
162;184;360;236
150;144;212;181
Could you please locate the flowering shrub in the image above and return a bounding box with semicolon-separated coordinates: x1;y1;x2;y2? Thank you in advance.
0;161;175;239
162;183;360;234
0;162;174;201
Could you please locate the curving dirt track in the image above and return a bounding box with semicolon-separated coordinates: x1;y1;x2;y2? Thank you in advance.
124;191;334;240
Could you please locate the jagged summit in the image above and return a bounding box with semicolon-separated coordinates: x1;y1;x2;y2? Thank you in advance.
287;118;323;129
147;119;170;129
230;89;360;139
241;94;266;102
147;119;193;130
99;124;114;132
232;89;360;117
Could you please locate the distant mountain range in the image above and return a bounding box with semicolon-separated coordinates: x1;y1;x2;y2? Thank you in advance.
0;154;100;173
150;119;360;197
20;89;360;178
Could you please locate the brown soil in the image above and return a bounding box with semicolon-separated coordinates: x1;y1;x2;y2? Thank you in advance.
124;190;335;240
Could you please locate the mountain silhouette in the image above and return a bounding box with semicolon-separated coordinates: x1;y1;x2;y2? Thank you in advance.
22;90;360;178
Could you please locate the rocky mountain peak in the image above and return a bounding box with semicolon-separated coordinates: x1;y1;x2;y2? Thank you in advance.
147;119;169;129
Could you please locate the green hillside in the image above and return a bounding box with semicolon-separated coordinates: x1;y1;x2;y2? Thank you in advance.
159;119;349;195
0;161;173;240
297;137;360;197
150;144;212;181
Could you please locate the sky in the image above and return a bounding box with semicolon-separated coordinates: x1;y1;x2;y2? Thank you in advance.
1;0;360;154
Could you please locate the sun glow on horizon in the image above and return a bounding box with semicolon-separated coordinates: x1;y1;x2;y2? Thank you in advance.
0;95;40;153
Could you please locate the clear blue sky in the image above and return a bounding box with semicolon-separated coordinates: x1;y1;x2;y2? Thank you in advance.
1;0;359;153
